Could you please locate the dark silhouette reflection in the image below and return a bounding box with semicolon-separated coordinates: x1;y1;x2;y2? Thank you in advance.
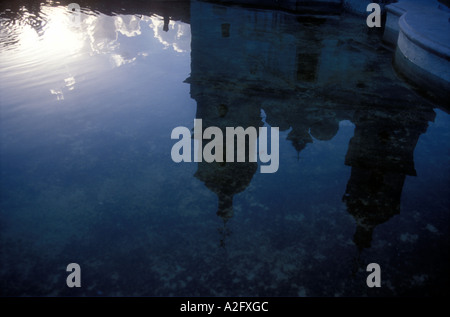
344;167;406;250
187;0;437;252
187;1;341;246
163;15;170;32
195;160;257;221
191;95;261;246
344;107;435;252
190;88;262;246
266;103;343;160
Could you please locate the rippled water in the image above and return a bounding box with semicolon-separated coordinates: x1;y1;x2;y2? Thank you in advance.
1;0;449;296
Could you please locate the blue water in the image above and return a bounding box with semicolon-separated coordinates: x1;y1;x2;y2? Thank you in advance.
0;0;449;296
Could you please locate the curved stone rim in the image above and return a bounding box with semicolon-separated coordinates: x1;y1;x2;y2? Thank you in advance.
398;10;450;61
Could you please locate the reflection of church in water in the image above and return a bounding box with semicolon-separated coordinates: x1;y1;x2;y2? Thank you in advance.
51;0;438;251
185;1;437;251
12;0;435;251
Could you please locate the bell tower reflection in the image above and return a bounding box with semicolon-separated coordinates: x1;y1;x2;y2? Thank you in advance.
344;108;435;251
191;94;261;246
188;1;303;228
190;92;262;219
195;156;258;221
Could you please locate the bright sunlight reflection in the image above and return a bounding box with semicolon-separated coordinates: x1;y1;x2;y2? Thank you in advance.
20;6;85;57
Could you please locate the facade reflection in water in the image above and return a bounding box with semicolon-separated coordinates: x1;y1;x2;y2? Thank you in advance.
188;1;436;254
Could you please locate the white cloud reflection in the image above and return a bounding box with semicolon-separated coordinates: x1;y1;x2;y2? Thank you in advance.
48;75;76;100
146;15;190;53
84;12;190;60
110;53;136;67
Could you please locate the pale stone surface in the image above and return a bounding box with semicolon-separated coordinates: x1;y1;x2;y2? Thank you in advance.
386;0;450;104
383;0;446;45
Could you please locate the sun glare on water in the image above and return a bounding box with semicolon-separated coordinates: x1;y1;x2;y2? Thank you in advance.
26;6;85;58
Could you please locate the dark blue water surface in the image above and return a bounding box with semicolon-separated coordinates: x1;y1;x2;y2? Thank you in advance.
1;0;449;296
